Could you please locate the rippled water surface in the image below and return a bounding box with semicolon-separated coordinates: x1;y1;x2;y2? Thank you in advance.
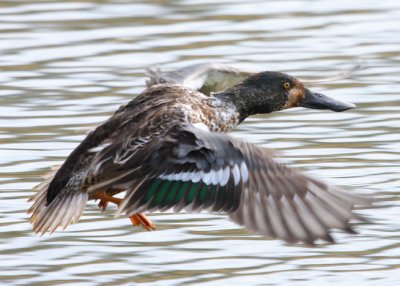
1;0;400;285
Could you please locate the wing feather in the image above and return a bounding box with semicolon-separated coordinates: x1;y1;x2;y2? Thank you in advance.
88;123;370;244
146;62;254;94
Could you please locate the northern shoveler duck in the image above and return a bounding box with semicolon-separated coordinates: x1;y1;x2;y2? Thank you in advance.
29;68;369;244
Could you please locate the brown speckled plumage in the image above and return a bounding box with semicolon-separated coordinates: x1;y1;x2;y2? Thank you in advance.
29;69;367;244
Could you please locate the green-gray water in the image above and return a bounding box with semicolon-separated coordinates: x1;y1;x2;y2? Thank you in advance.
1;0;399;285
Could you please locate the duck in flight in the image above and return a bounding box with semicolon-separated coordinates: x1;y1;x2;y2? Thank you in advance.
29;66;369;244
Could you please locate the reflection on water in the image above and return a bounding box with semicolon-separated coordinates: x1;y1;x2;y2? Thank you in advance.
1;0;400;285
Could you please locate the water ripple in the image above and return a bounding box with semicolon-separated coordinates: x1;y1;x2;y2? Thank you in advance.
1;0;400;285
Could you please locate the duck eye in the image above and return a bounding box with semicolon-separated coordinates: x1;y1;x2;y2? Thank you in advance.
283;82;291;89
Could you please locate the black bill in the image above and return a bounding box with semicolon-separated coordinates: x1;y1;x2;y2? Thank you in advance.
299;89;355;112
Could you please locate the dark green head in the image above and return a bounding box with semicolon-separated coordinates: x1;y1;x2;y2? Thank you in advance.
221;71;355;120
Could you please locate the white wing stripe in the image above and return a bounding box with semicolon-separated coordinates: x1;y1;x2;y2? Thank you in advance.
220;166;230;186
240;161;249;183
211;169;220;185
158;168;230;186
232;164;241;186
202;171;212;185
191;171;203;183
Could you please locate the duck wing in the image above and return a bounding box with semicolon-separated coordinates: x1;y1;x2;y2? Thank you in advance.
88;123;370;244
302;62;365;84
145;62;254;95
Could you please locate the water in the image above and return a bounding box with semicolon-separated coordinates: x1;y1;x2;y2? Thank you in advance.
1;0;400;285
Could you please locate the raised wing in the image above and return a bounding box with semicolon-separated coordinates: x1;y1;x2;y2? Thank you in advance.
88;123;370;244
145;63;254;95
302;62;365;84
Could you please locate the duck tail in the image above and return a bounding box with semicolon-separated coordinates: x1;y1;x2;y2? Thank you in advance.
27;167;88;235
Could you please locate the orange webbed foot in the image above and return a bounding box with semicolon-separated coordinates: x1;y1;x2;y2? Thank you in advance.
130;213;156;231
93;191;156;231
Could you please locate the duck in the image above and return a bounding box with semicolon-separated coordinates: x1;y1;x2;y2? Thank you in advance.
28;68;370;244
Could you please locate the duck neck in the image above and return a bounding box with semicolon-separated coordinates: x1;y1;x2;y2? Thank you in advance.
214;84;283;122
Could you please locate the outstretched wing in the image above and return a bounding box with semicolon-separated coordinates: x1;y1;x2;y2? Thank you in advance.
88;123;370;244
145;63;254;95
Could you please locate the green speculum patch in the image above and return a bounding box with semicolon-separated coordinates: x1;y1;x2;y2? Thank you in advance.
145;178;218;208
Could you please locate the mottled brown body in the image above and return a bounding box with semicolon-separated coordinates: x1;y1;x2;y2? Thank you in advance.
116;84;240;133
45;84;241;202
29;70;366;244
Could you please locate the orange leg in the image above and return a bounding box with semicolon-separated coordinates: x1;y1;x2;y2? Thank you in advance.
93;191;156;231
97;189;122;211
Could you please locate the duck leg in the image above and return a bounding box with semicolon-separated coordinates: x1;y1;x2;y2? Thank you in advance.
93;191;156;231
96;189;121;211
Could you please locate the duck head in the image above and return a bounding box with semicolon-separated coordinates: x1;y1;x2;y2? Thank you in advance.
220;71;355;121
